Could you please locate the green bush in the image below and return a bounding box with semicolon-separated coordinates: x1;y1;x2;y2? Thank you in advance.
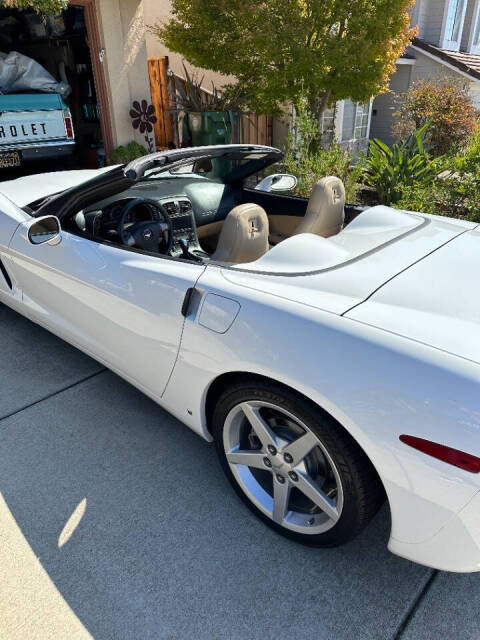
397;173;480;223
364;125;442;205
454;121;480;176
109;141;147;165
281;96;363;203
395;122;480;222
393;77;478;157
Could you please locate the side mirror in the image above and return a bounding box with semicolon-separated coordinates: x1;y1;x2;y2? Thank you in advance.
255;174;298;193
27;216;61;246
193;158;213;174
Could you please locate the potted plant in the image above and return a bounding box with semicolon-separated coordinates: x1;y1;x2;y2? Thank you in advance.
173;62;245;147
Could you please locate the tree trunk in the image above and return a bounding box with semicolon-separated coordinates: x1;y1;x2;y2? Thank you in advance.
315;89;332;121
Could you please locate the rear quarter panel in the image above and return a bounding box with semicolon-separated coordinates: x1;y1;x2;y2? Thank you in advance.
163;264;480;548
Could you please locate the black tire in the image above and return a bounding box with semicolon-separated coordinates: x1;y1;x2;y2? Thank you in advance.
212;379;384;547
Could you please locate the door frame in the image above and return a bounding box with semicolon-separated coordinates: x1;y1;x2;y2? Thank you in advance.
71;0;115;157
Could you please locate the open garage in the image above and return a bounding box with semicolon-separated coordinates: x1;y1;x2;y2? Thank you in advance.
0;0;150;177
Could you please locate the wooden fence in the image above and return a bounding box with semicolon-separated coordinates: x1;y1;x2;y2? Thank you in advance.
240;114;273;146
148;56;273;149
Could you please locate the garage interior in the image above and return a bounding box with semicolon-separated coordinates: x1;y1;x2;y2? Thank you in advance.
0;4;105;170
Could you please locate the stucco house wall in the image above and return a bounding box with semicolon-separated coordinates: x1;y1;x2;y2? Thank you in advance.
97;0;151;148
143;0;234;91
411;49;480;110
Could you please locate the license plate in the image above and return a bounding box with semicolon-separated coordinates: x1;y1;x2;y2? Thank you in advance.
0;151;21;168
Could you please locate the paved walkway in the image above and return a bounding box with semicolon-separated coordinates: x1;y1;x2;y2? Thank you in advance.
0;304;478;639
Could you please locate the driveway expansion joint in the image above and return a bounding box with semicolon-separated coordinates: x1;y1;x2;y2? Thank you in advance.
393;569;439;639
0;368;107;423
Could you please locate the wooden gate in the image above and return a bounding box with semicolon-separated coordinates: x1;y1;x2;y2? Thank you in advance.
148;57;273;149
148;57;175;149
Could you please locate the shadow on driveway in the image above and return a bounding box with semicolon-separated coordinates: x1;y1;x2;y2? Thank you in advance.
0;368;430;640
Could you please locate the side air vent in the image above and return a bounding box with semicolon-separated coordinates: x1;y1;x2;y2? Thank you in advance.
0;257;13;290
179;200;192;214
163;201;179;216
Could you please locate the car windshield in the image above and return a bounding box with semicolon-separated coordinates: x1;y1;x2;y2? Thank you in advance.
143;151;277;184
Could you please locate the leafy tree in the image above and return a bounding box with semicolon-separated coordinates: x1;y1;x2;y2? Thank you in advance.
154;0;416;117
393;77;478;156
0;0;68;14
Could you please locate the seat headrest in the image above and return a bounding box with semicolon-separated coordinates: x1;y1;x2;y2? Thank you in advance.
294;176;345;238
212;203;269;264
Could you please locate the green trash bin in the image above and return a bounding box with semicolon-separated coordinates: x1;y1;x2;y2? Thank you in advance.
185;111;239;146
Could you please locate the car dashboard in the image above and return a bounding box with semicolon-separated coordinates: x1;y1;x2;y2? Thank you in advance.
78;176;239;260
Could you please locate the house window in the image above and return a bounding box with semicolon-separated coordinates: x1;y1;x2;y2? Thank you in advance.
445;0;465;42
472;4;480;48
474;18;480;47
342;100;369;141
320;106;335;145
354;103;369;139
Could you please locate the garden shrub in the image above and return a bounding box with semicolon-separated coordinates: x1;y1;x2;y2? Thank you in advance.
109;141;147;165
396;176;480;223
454;121;480;175
395;121;480;222
363;125;442;205
281;96;363;203
393;77;478;157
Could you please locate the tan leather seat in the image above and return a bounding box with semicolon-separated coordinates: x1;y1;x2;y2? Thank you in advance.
212;203;269;264
293;176;345;238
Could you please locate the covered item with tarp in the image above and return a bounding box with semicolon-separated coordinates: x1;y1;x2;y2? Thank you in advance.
0;50;71;98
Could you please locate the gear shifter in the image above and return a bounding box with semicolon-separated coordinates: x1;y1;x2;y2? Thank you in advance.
178;237;191;259
178;237;203;262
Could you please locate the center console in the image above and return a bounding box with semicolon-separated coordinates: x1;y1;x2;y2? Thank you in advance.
161;198;208;260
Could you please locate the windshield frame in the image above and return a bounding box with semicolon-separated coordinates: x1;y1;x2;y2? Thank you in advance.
33;145;283;220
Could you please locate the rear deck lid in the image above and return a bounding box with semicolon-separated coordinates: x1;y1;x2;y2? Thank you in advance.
345;225;480;363
221;208;476;315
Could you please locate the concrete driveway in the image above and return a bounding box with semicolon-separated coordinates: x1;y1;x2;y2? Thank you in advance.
0;303;479;640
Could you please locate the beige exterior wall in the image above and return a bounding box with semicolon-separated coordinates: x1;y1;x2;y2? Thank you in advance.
418;0;448;45
97;0;151;148
409;49;458;82
370;64;413;146
143;0;234;91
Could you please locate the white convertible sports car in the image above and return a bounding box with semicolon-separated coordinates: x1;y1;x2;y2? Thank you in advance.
0;145;479;572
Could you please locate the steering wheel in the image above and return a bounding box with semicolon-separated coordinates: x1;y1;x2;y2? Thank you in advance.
117;198;173;254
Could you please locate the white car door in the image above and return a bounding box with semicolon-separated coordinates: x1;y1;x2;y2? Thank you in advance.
7;224;205;399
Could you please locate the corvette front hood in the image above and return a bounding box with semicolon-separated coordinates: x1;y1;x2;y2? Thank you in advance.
346;226;480;364
0;167;117;209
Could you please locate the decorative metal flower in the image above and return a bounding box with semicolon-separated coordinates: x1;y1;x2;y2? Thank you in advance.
130;100;157;134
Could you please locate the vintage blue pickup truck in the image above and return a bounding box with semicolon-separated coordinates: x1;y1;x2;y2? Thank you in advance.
0;93;75;169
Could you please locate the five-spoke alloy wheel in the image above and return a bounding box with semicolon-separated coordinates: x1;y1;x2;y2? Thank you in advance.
213;381;384;546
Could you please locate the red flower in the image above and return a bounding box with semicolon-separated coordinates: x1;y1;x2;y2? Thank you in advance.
130;100;157;134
